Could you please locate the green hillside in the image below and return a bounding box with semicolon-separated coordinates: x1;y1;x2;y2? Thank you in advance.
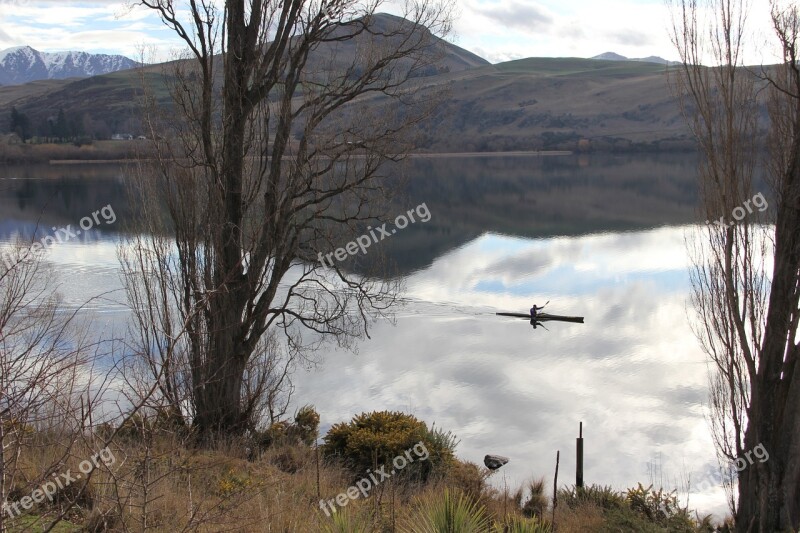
0;16;693;153
492;56;670;76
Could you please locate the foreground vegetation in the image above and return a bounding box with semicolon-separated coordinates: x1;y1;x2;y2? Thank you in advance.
2;410;734;532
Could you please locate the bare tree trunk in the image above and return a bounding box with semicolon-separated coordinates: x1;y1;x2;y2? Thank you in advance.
670;1;800;530
743;95;800;533
128;0;452;441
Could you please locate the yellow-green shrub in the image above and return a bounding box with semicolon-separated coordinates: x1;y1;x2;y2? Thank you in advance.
322;410;456;483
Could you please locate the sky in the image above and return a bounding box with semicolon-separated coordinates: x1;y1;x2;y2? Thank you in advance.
0;0;780;63
0;0;782;64
453;0;678;63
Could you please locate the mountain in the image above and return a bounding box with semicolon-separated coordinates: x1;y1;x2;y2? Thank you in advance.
0;14;492;129
591;51;673;65
592;52;628;61
0;17;694;152
289;13;488;78
0;46;138;85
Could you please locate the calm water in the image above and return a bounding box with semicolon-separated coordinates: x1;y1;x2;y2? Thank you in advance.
0;154;731;517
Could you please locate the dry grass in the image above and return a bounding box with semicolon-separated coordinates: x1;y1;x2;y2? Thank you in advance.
554;501;606;531
5;432;730;532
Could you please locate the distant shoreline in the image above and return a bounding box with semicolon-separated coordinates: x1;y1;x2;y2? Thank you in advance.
407;150;573;158
45;150;575;165
1;138;697;166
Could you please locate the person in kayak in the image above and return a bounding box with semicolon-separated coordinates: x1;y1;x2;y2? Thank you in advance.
530;304;543;329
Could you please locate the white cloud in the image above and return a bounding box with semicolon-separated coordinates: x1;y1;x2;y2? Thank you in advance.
0;0;785;65
473;0;556;33
453;0;678;62
5;3;120;26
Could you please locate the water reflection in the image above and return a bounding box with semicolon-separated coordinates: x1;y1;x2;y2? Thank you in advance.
0;154;701;271
293;227;726;518
368;153;700;274
0;163;132;242
0;155;729;518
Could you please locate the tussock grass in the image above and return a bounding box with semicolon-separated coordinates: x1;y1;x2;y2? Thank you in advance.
6;431;731;532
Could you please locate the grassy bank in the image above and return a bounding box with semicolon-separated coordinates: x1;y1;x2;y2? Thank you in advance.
2;410;732;532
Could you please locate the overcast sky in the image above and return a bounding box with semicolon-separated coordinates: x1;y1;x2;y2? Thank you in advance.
0;0;781;64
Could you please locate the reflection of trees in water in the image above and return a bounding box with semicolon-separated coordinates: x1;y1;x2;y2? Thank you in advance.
3;165;131;232
356;153;704;275
406;153;701;201
15;180;32;211
2;156;704;274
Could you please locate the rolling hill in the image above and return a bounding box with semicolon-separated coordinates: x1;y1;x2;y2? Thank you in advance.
413;57;689;152
0;14;692;153
591;51;675;65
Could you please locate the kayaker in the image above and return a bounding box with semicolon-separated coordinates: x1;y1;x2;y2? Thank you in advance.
530;304;541;320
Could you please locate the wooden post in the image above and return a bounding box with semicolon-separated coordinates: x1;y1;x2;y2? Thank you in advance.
552;450;559;530
315;442;321;499
576;421;584;488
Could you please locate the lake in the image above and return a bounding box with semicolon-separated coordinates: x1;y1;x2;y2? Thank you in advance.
0;153;730;518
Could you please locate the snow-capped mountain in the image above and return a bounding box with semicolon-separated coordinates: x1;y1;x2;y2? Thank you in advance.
0;46;138;85
591;51;675;65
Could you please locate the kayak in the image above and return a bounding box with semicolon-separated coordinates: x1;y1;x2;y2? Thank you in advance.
496;312;584;323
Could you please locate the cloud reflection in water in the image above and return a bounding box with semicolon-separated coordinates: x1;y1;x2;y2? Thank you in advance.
295;225;728;518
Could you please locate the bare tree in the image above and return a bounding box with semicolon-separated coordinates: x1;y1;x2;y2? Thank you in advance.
670;0;800;530
0;242;112;532
122;0;452;440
